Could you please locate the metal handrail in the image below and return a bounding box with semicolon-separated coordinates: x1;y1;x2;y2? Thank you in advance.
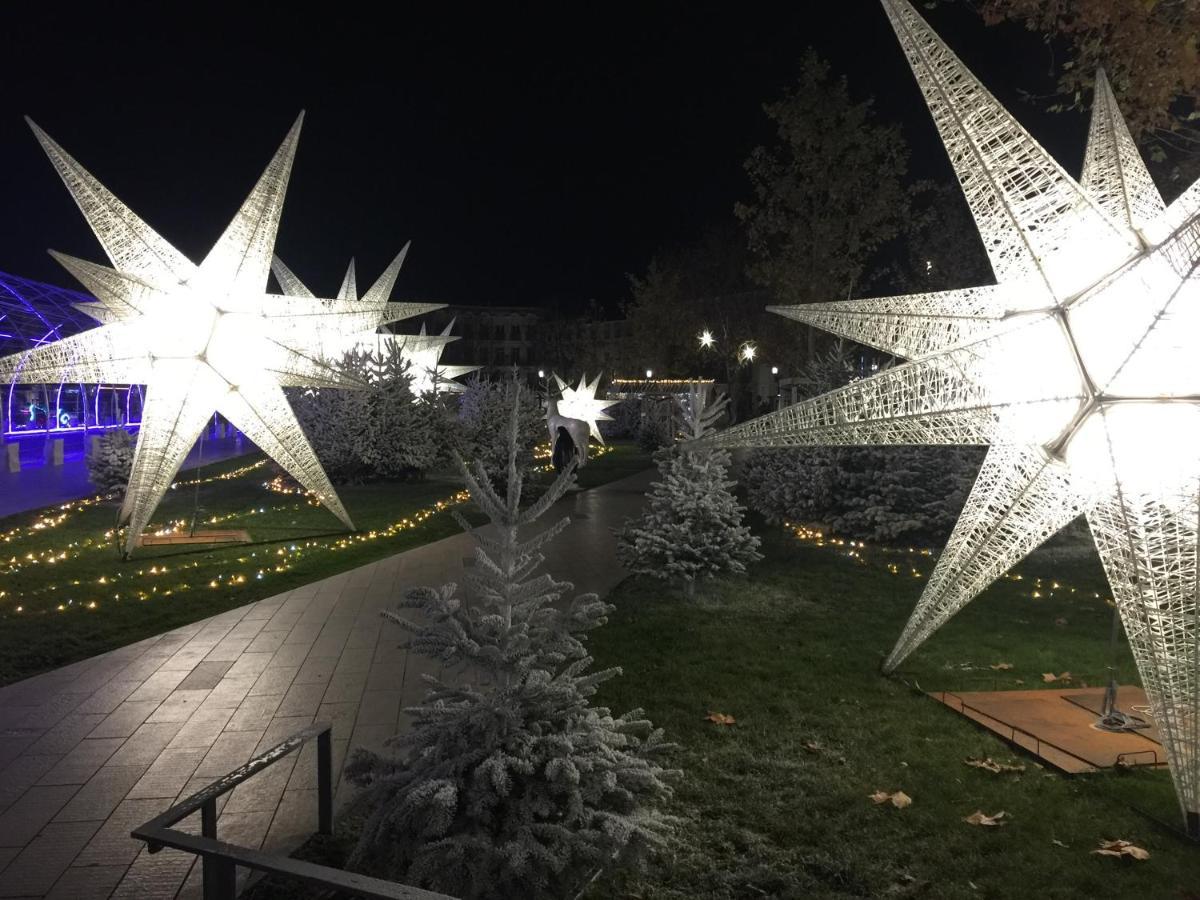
131;723;455;900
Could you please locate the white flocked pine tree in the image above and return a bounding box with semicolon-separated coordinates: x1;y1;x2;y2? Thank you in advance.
617;386;761;599
86;428;135;495
344;385;676;900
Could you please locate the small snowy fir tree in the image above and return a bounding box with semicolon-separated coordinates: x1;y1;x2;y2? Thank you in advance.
344;385;676;899
456;372;544;485
87;428;134;495
294;344;453;483
617;387;761;599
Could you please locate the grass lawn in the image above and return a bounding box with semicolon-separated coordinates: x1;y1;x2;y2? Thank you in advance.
0;441;647;686
587;519;1200;899
245;508;1200;900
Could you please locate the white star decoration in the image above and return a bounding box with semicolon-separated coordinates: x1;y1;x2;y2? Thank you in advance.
0;114;393;556
702;0;1200;829
270;255;479;395
552;373;617;443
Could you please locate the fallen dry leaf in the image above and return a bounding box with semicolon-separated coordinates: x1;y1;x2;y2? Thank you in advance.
802;740;824;754
964;809;1009;827
1042;671;1072;683
704;712;735;726
1055;617;1069;626
965;756;1026;775
869;790;912;808
1052;839;1070;849
1092;839;1150;861
989;662;1014;671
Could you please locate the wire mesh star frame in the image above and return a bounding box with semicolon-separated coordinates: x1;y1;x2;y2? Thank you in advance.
270;255;479;394
699;0;1200;831
0;114;391;556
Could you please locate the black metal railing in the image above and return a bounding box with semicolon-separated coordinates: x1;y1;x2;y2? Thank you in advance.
131;723;454;900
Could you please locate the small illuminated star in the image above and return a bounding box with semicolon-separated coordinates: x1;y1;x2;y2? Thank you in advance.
552;373;618;443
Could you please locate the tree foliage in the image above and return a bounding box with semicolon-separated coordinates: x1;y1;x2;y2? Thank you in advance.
293;344;454;483
87;428;134;495
976;0;1200;154
345;388;676;899
618;390;761;598
624;224;771;383
456;373;545;485
737;51;911;310
739;344;981;546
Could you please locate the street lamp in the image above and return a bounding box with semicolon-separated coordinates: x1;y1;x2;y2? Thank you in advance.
645;369;653;379
698;329;715;349
739;342;757;363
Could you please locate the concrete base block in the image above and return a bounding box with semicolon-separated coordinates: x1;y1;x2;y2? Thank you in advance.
5;442;18;473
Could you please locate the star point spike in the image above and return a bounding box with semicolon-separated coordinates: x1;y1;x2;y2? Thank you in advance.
1081;69;1165;235
337;258;358;301
27;119;196;286
198;115;304;301
879;0;1140;296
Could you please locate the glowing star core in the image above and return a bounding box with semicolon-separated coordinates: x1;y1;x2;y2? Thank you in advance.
697;0;1200;831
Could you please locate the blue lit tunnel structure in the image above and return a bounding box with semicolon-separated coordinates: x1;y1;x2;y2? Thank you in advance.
0;270;143;437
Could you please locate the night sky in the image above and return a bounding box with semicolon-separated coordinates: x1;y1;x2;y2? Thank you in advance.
2;1;1072;315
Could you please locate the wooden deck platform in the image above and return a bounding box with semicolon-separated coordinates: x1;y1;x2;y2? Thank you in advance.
930;686;1164;774
137;528;252;547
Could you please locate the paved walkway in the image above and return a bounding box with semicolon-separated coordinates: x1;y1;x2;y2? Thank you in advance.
0;469;653;899
0;433;251;519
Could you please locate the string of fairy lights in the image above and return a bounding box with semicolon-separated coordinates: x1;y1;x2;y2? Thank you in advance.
1;443;614;616
783;522;1112;606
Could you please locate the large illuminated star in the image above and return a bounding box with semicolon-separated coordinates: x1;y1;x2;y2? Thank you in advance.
553;373;618;443
701;0;1200;830
0;114;388;556
270;256;479;394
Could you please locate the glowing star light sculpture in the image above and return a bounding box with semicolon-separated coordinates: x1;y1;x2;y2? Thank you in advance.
699;0;1200;832
552;373;617;443
270;255;479;394
0;114;389;556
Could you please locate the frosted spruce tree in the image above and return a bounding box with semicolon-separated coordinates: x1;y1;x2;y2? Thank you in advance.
740;343;981;544
616;386;761;599
87;428;134;495
293;344;452;483
344;385;676;900
456;372;544;487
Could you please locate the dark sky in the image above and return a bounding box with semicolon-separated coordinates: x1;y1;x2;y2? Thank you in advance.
1;1;1075;315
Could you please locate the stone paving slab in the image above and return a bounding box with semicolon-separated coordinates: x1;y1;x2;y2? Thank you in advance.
0;469;652;898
